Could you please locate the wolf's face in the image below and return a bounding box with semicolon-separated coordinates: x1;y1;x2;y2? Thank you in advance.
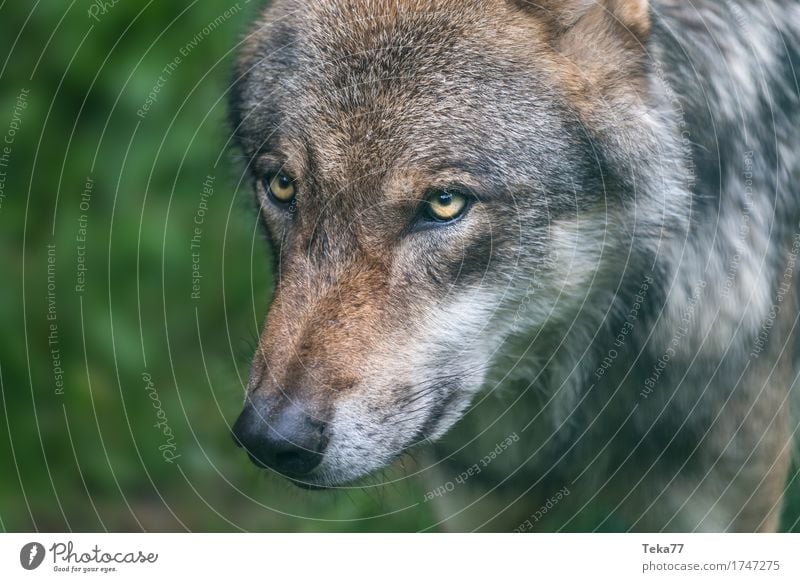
230;0;656;486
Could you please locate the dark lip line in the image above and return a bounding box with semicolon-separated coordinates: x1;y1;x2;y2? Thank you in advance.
245;455;331;490
248;382;463;490
287;478;329;491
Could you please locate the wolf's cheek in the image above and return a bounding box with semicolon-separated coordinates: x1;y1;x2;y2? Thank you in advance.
303;291;503;485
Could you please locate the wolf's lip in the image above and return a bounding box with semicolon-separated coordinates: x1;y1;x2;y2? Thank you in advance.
287;478;329;491
245;452;328;486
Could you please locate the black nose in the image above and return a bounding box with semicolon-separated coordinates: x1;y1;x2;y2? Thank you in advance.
232;396;328;477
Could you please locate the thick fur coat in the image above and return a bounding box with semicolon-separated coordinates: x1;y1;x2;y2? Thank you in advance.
229;0;800;531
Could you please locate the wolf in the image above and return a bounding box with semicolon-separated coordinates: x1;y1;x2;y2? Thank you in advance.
228;0;800;531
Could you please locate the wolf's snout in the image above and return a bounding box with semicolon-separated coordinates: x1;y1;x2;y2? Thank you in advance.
232;395;329;477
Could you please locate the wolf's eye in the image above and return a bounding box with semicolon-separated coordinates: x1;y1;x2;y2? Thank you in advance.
424;189;469;223
264;172;295;204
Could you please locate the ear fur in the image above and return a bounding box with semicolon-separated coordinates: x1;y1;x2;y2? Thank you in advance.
509;0;650;42
509;0;650;66
509;0;651;104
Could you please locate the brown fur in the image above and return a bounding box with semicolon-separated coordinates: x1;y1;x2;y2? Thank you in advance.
229;0;800;531
235;0;656;439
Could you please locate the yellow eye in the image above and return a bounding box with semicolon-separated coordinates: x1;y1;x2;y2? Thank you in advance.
424;190;468;222
266;172;295;203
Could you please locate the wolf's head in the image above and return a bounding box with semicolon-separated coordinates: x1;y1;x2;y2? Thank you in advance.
229;0;675;486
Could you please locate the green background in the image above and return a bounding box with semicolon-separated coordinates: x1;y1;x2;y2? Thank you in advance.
0;0;798;532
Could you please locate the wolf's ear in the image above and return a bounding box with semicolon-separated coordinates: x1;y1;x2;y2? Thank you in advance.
511;0;650;97
511;0;650;70
510;0;650;44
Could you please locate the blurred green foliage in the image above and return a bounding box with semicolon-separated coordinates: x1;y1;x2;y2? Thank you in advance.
0;0;436;532
0;0;797;533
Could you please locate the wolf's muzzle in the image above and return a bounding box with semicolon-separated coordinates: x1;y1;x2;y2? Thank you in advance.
232;395;329;478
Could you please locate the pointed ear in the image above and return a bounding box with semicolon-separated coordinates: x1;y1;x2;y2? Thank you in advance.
511;1;650;66
510;0;650;44
510;0;650;98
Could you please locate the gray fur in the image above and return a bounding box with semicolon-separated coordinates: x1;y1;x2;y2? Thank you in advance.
229;0;800;531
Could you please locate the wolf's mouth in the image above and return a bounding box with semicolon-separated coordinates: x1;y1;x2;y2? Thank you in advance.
285;478;330;491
